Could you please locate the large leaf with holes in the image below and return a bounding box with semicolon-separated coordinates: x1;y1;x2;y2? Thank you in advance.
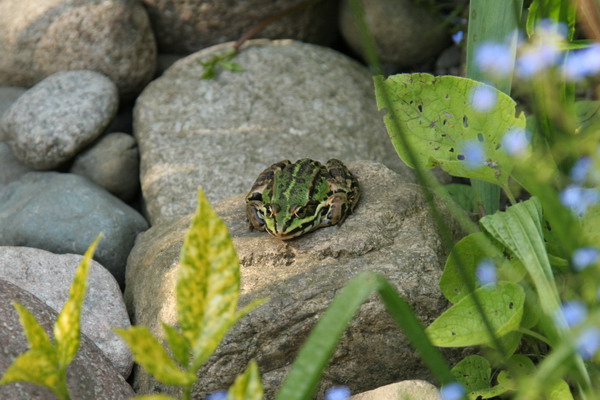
374;73;526;187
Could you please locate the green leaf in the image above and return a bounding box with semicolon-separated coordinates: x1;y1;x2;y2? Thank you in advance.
485;331;522;358
451;355;491;392
219;61;243;72
374;74;526;188
12;302;53;352
582;204;600;247
276;272;453;400
177;189;246;370
548;379;574;400
0;349;62;392
228;360;263;400
426;282;525;347
162;323;190;367
115;326;196;386
54;235;101;368
526;0;576;40
479;198;562;340
445;183;477;213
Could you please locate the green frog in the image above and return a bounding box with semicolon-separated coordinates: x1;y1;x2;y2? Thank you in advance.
246;158;360;240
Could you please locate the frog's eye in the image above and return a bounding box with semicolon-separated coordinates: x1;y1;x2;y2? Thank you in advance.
293;206;305;218
247;192;262;202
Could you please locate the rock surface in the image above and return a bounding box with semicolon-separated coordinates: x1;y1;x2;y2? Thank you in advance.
0;279;135;399
0;142;33;186
0;86;26;119
339;0;450;67
0;0;156;99
134;39;411;224
1;71;119;170
0;172;148;288
0;247;133;377
349;380;439;400
142;0;338;53
125;161;461;399
71;132;140;202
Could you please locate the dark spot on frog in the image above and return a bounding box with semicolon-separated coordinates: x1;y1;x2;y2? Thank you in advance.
279;193;286;200
248;192;262;201
297;178;305;184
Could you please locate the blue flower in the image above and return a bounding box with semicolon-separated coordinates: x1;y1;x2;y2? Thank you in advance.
572;247;600;271
440;382;466;400
474;42;514;76
571;157;592;183
501;128;530;156
560;184;600;216
452;31;464;45
537;19;569;38
577;327;600;359
206;390;227;400
325;386;351;400
563;43;600;81
460;141;485;169
556;301;587;328
470;85;497;112
476;258;497;286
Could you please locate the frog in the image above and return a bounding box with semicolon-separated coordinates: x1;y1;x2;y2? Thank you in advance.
245;158;360;240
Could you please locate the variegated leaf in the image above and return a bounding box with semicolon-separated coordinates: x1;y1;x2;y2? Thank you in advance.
12;302;53;352
0;349;61;390
115;326;196;386
228;360;263;400
54;235;101;367
162;322;190;367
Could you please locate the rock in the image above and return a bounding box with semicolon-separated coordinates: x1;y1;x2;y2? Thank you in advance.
124;161;462;399
142;0;338;53
71;133;140;202
0;86;26;119
0;172;148;288
0;247;133;378
339;0;450;67
435;45;463;76
0;0;156;100
0;279;135;399
0;142;33;186
1;71;119;170
134;39;411;224
349;380;439;400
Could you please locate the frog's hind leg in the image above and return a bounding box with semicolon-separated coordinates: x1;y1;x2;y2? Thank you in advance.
325;159;360;212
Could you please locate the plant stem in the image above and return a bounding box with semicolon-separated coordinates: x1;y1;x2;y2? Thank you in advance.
182;384;192;400
503;184;517;205
518;327;551;346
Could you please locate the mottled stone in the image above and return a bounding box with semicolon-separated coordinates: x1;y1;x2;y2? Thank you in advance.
1;71;118;169
339;0;450;67
142;0;338;53
0;279;135;399
350;380;439;400
71;133;140;202
0;0;156;100
134;39;411;224
0;247;132;377
125;161;463;399
0;172;148;288
0;142;33;186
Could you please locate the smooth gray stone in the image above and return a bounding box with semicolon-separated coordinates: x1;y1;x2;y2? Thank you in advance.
1;70;118;170
0;172;148;287
0;142;33;186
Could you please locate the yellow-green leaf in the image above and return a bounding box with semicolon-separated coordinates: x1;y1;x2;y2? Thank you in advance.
162;323;190;367
178;189;240;364
115;326;196;386
227;360;263;400
0;349;61;389
54;235;101;367
12;302;53;352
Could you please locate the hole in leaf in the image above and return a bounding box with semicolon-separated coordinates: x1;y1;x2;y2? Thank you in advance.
495;143;501;150
457;154;465;160
445;94;449;99
477;133;484;142
417;104;423;112
449;147;455;152
463;115;469;127
509;302;514;309
443;119;447;125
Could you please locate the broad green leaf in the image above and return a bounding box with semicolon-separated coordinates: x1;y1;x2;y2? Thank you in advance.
582;205;600;247
0;349;62;392
527;0;576;39
228;360;263;400
451;355;491;391
445;183;477;213
54;235;101;368
548;379;574;400
374;74;526;188
177;189;240;367
162;323;190;367
479;198;562;338
276;272;453;400
485;331;522;358
115;326;196;386
426;282;525;347
12;302;53;352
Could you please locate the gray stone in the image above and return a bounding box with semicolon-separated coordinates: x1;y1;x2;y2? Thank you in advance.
0;172;148;288
436;45;463;76
0;142;33;186
71;132;140;202
0;279;135;399
124;161;463;399
1;70;119;170
339;0;450;67
134;39;412;225
350;380;439;400
142;0;338;53
0;247;133;378
0;0;156;100
0;86;26;119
